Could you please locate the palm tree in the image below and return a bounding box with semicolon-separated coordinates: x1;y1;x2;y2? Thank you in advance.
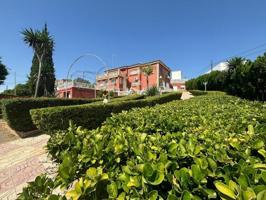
142;65;153;89
227;57;245;73
22;27;53;97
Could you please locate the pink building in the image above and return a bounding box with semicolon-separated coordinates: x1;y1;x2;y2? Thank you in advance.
96;60;171;95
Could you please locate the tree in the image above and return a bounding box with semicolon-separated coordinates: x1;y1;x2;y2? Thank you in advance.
22;24;54;97
142;65;153;89
250;53;266;101
2;84;31;97
0;57;8;85
185;53;265;101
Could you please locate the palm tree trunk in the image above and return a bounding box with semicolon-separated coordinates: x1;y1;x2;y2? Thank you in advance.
34;54;43;98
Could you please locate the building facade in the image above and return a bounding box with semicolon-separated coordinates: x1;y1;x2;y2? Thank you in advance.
170;70;186;90
96;60;171;95
56;79;96;98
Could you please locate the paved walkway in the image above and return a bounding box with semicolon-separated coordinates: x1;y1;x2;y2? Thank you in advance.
0;120;19;145
0;134;55;200
181;91;194;100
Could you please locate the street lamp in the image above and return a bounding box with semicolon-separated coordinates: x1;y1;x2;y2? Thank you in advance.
203;82;208;92
4;67;16;96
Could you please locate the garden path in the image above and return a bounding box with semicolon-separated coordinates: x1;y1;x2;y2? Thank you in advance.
181;91;194;100
0;134;55;200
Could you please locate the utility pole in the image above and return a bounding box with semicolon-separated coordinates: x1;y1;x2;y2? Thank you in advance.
210;60;213;72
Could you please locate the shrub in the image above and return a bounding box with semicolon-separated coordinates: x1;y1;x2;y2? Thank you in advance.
146;86;160;96
1;98;101;132
110;94;145;102
30;92;182;132
23;94;266;199
189;90;207;96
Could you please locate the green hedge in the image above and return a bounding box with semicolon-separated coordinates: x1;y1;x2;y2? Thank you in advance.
30;92;182;133
1;98;101;132
189;90;207;96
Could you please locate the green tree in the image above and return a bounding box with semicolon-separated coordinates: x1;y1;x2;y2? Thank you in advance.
2;84;31;97
22;24;54;97
0;57;8;85
250;53;266;101
142;65;153;89
185;54;265;101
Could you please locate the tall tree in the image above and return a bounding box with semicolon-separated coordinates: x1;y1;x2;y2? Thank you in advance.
0;57;8;85
142;65;153;89
22;24;54;97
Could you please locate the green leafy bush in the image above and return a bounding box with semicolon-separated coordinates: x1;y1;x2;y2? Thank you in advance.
24;94;266;199
189;90;207;96
1;98;101;132
30;92;182;132
17;175;63;200
146;86;160;96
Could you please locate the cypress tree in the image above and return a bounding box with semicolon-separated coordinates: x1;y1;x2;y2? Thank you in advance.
27;24;55;96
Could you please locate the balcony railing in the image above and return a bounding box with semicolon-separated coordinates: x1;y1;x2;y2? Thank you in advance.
57;81;95;90
96;71;121;80
129;69;140;75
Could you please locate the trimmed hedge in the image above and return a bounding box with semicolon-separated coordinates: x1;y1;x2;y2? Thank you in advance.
1;98;101;132
30;92;182;133
189;90;207;96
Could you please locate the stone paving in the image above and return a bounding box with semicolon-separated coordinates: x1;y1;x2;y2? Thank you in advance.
0;134;54;200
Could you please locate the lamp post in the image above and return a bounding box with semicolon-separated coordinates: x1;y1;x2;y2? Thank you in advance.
5;67;16;96
203;81;208;92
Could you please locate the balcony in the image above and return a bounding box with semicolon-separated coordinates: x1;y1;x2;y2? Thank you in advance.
96;71;121;80
56;80;95;90
129;69;140;75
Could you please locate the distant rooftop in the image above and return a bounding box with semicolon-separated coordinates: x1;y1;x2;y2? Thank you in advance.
106;60;171;72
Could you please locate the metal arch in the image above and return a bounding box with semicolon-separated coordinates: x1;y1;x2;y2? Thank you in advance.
66;53;108;81
65;53;109;99
70;70;97;79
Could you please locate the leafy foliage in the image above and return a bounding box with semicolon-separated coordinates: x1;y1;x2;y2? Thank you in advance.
2;83;31;97
0;57;8;85
23;93;266;199
30;92;182;132
22;24;55;97
188;90;207;96
1;98;99;132
185;53;266;101
17;175;64;200
142;65;153;89
146;86;160;96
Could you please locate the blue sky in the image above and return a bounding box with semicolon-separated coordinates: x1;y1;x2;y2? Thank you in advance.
1;0;266;91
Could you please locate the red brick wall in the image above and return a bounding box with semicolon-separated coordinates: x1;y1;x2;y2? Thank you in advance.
56;87;96;99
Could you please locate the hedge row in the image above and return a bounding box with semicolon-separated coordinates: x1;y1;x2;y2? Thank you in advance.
30;92;182;133
19;94;266;199
189;90;207;96
1;98;101;132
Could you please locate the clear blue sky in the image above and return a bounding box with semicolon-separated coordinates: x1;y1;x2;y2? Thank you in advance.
1;0;266;90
